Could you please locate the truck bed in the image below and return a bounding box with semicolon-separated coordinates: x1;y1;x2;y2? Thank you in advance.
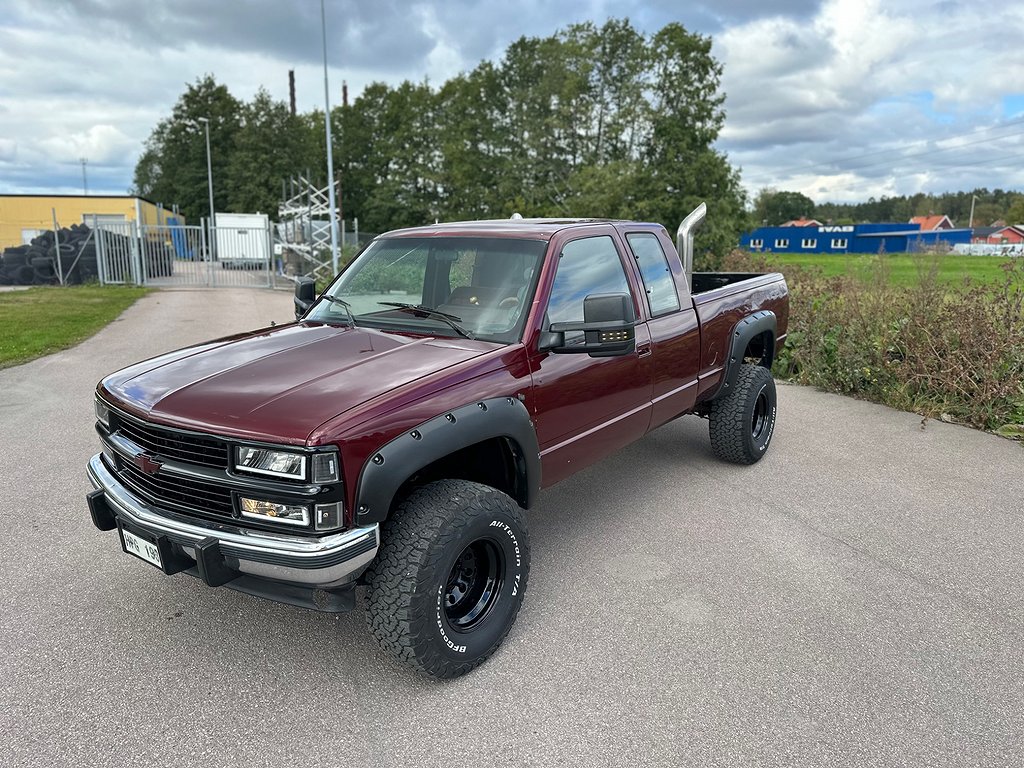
691;272;773;296
689;271;790;401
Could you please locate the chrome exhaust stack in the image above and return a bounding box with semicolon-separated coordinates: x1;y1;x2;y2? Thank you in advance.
676;202;707;289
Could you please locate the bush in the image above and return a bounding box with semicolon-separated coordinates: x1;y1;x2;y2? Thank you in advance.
722;250;1024;436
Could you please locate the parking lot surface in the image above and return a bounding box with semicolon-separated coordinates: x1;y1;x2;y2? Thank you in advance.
1;287;1021;767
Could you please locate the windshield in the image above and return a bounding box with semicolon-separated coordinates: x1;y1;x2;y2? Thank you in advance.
306;236;548;344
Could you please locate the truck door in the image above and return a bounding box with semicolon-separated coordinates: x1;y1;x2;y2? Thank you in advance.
623;230;701;428
528;230;653;487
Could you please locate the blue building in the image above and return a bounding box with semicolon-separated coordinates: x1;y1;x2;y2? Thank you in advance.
740;222;972;254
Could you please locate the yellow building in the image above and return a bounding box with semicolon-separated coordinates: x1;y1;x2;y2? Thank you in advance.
0;194;184;249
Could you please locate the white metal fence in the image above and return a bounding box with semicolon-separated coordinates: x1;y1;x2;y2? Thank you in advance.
93;219;278;287
952;243;1024;257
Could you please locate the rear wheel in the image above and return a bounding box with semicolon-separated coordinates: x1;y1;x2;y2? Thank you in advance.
708;363;777;464
364;479;530;679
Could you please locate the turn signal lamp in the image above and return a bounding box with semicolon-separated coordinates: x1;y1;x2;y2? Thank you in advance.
95;397;110;427
312;452;340;483
314;502;344;531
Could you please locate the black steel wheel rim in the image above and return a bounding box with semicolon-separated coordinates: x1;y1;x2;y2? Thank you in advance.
444;539;503;631
751;389;769;439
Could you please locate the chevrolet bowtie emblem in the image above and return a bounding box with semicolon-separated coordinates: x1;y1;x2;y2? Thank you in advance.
133;454;163;475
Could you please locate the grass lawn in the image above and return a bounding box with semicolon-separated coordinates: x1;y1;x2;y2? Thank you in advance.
0;285;150;368
756;252;1018;288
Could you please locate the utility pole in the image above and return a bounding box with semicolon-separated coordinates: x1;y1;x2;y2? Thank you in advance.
969;194;978;228
80;157;88;195
320;0;340;275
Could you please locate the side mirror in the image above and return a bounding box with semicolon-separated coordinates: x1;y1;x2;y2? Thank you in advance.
546;293;636;357
294;276;316;320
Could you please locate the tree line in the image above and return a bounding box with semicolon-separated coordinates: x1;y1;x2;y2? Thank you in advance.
753;187;1024;228
132;19;746;265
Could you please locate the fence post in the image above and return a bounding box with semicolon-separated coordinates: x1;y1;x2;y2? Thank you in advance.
94;219;108;285
129;220;143;285
266;221;274;287
139;223;149;284
51;208;65;285
200;221;211;287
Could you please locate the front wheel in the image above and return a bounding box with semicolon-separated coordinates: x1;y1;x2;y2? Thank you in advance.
708;363;777;464
364;479;530;678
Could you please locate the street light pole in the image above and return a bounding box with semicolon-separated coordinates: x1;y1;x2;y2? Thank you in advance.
80;157;88;195
320;0;340;275
198;117;216;259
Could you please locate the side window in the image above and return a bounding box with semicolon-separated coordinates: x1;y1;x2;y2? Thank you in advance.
546;236;632;325
626;233;680;316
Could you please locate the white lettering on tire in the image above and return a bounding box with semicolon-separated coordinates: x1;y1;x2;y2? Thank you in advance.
754;384;776;453
435;585;467;653
760;405;777;451
489;519;521;567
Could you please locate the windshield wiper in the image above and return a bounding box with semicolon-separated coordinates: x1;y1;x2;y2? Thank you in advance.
318;294;357;326
377;302;475;339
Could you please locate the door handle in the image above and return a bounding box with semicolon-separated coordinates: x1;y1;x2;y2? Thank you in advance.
636;341;652;358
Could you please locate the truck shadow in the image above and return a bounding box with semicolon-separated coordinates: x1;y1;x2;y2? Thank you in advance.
530;414;713;540
136;414;716;686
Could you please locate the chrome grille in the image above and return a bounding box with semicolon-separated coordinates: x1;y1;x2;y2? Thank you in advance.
115;416;229;468
118;463;234;518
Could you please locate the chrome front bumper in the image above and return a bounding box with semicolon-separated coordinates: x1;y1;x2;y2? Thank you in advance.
86;454;379;595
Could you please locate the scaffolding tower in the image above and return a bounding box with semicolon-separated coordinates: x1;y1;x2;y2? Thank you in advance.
278;174;339;281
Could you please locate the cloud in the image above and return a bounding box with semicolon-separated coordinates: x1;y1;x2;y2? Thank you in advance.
39;125;136;164
0;0;1021;206
716;0;1024;202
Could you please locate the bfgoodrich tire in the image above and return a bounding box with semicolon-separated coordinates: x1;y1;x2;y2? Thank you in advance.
708;363;777;465
364;479;530;679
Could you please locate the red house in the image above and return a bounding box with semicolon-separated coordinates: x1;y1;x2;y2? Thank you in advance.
910;215;954;231
985;225;1024;244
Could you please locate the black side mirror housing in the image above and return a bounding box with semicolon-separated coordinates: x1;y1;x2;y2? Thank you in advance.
294;276;316;320
546;293;636;357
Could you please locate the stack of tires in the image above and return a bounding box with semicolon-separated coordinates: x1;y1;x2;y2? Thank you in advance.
0;224;98;286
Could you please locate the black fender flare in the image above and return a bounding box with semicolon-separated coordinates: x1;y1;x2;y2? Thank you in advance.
353;396;541;524
710;310;777;401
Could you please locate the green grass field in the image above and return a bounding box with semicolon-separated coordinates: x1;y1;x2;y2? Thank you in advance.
0;285;150;368
755;252;1018;287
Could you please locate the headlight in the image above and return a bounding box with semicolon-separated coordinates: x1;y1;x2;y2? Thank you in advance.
95;396;110;427
239;497;309;526
236;447;306;480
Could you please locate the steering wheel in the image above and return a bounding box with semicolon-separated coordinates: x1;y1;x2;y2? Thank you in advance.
498;296;519;309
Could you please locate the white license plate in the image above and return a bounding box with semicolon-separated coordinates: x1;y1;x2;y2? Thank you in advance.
122;528;163;569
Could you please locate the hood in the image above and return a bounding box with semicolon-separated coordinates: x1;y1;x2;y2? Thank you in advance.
100;323;495;444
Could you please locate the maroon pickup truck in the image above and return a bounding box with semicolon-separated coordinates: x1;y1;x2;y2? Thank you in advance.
86;204;788;678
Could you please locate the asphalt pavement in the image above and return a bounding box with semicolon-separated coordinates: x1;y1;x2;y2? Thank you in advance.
1;287;1021;768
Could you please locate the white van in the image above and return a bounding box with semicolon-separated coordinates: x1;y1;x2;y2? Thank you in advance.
214;212;271;269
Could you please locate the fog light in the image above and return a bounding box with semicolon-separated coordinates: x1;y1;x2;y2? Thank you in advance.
95;396;110;427
314;502;344;531
312;452;339;483
239;497;309;526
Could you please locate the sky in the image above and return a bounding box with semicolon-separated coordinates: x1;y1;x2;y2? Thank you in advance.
1;0;1022;207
